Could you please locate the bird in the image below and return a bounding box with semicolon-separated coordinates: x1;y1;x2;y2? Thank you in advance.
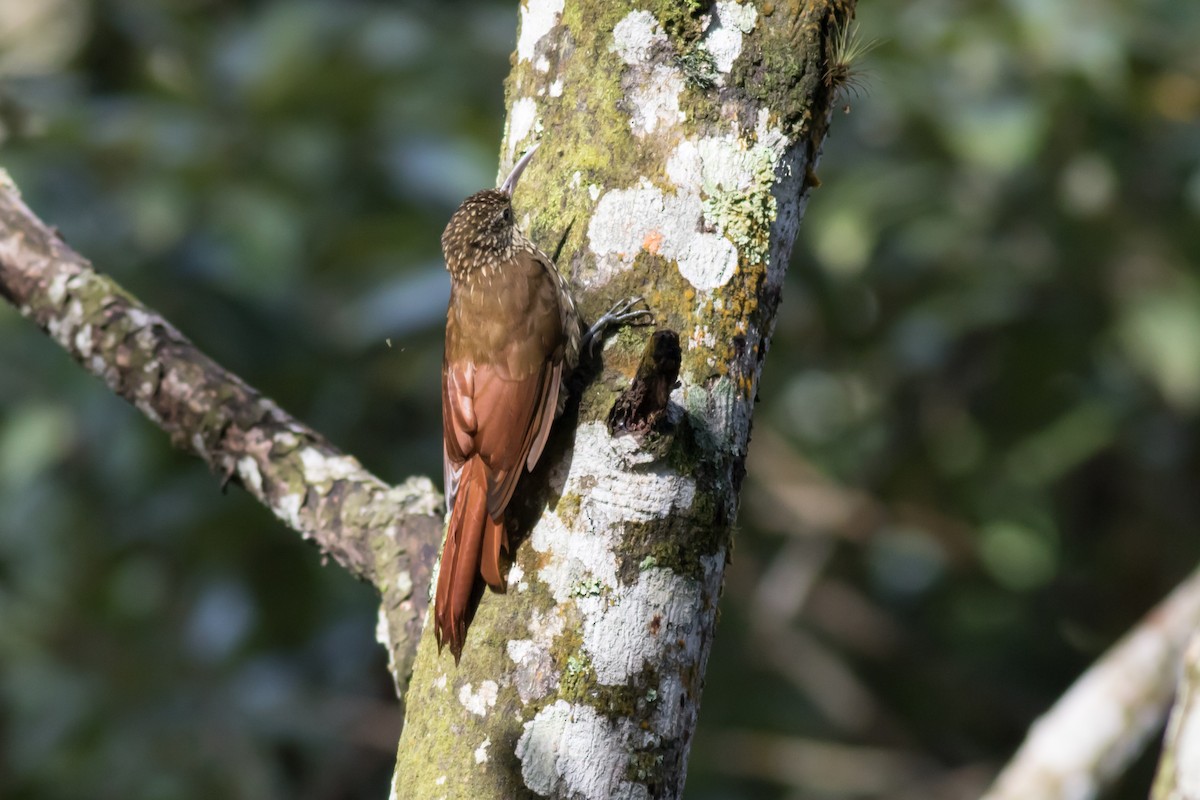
435;144;647;661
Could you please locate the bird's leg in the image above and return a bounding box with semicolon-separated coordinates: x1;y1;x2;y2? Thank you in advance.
582;297;655;357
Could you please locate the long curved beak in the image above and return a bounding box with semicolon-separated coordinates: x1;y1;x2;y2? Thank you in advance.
499;143;540;196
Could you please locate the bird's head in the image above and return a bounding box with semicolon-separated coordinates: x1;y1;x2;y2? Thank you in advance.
442;144;539;274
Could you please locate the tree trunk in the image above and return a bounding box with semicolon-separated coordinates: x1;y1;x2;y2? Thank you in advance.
392;1;853;797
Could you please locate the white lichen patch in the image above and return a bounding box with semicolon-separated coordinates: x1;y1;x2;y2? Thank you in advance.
590;115;789;290
754;107;789;154
474;737;491;764
237;455;263;495
72;323;93;356
458;680;499;717
588;179;737;291
667;123;786;267
95;357;120;392
689;324;716;351
124;307;152;330
628;65;686;136
530;423;696;604
376;606;404;698
434;673;448;690
605;426;661;468
388;476;443;518
516;700;650;800
701;1;758;75
517;0;564;64
375;606;391;650
581;568;704;684
508;561;525;591
506;97;539;165
507;639;536;669
549;78;563;97
508;641;557;704
610;10;685;137
508;609;565;704
611;10;665;66
530;509;619;605
299;448;360;482
44;316;65;348
516;701;571;795
65;299;84;338
394;569;413;598
45;270;70;306
277;492;304;532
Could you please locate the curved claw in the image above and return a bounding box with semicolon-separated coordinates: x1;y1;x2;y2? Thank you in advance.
583;296;656;356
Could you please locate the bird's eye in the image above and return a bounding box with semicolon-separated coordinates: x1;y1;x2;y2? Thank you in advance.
502;207;514;224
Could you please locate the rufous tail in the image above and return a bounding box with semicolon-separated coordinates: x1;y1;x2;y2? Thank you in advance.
434;458;507;663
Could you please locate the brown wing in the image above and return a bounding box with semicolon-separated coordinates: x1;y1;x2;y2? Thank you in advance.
443;357;560;518
441;247;566;519
442;359;475;510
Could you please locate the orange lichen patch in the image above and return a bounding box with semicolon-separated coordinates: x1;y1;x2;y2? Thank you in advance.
642;229;664;254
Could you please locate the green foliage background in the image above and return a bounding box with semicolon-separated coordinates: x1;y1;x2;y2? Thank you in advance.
1;1;1198;798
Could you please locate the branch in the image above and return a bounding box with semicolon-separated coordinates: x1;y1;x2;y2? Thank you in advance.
1151;631;1200;799
0;169;443;695
982;565;1200;800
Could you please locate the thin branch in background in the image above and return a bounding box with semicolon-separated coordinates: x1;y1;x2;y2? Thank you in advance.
805;577;905;658
756;622;898;736
1151;631;1200;799
982;566;1200;800
740;428;905;738
744;426;883;542
891;764;996;800
697;731;934;796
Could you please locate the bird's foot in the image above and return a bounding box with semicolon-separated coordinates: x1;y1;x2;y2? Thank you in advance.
582;297;655;357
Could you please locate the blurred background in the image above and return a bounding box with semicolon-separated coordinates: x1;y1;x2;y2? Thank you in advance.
1;0;1198;798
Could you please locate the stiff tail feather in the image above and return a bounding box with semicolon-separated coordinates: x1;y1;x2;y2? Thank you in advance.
434;458;507;662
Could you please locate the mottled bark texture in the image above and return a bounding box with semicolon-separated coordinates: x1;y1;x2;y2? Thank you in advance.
393;1;854;798
0;170;442;696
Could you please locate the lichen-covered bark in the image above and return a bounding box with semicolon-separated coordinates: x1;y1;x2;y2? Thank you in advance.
393;2;853;797
0;171;442;697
